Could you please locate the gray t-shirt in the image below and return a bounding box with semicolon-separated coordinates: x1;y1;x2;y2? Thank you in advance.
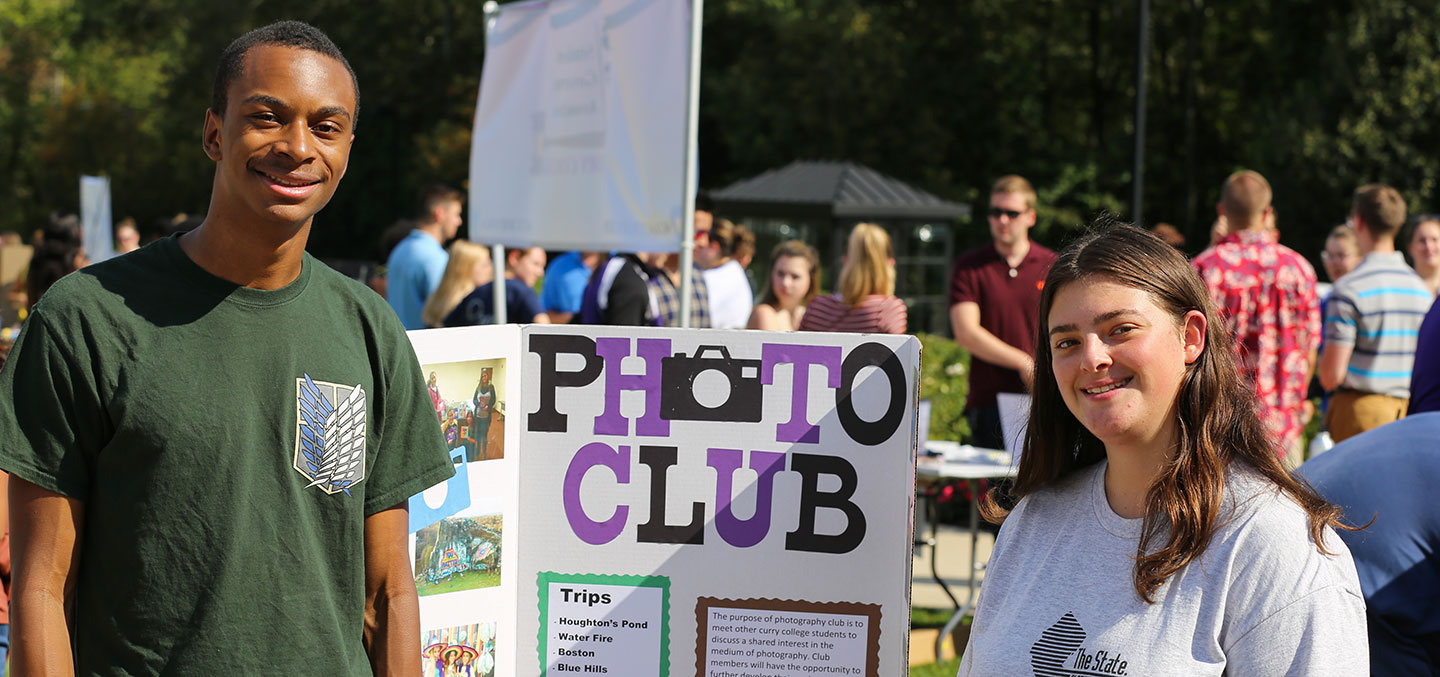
959;461;1367;676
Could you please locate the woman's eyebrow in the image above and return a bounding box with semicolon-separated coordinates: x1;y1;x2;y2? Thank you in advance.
1049;308;1143;336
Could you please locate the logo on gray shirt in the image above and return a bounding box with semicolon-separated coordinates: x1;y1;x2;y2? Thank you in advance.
1032;612;1130;676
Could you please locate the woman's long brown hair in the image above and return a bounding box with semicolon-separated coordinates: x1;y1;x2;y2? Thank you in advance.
984;220;1348;603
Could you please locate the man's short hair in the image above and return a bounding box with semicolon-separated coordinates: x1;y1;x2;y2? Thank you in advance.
1220;170;1272;221
211;21;360;125
1353;184;1408;239
416;185;464;223
990;175;1037;211
695;191;715;215
1327;223;1357;245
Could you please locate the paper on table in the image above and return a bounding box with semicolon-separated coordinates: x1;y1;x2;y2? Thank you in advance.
996;392;1031;459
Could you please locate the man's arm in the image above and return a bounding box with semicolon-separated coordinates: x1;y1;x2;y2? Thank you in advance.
949;302;1035;386
10;475;83;674
363;503;421;676
1318;342;1352;392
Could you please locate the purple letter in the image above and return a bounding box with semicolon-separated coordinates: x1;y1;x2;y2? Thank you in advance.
708;448;786;548
563;442;631;545
593;337;671;437
762;343;842;443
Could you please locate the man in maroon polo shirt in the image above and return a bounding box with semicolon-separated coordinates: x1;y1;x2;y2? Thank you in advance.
948;175;1057;450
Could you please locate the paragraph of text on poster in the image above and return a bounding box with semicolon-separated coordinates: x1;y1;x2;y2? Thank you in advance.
705;607;868;677
540;573;669;676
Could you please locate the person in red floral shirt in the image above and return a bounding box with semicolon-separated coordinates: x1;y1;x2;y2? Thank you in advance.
1193;170;1321;467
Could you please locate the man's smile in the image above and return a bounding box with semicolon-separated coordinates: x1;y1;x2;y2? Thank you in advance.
254;167;322;199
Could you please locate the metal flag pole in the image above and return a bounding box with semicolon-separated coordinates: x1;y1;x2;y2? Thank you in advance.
1131;0;1150;225
483;0;508;324
677;0;704;328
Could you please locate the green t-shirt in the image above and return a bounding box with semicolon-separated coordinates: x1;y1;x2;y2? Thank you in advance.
0;236;454;674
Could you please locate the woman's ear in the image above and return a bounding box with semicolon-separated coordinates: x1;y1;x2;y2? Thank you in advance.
1182;310;1207;364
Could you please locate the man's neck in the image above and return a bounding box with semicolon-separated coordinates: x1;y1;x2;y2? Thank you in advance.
1231;218;1265;232
993;237;1030;265
415;221;445;244
180;215;310;290
1365;238;1397;255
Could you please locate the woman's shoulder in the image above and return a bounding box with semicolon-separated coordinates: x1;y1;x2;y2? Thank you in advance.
748;303;781;330
1210;464;1362;599
1008;463;1100;520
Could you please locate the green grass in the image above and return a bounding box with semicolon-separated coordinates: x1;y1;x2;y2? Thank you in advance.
416;567;502;596
910;657;961;676
911;607;969;674
910;606;959;629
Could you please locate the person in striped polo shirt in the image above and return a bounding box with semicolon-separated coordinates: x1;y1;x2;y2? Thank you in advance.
1318;183;1437;442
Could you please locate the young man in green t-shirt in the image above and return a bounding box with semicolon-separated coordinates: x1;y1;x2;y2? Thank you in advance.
0;22;453;674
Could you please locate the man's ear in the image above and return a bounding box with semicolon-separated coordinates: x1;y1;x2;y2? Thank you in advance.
202;109;223;161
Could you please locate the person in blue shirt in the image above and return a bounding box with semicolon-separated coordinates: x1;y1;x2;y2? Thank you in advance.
1408;298;1440;415
540;251;600;324
1299;412;1440;674
445;246;550;325
385;185;462;329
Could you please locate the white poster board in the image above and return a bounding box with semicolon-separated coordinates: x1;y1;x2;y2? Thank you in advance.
469;0;690;251
409;325;920;677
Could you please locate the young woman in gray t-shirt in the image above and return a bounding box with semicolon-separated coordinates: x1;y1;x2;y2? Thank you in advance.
959;223;1367;675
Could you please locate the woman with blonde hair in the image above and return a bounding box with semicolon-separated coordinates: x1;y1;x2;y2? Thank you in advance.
748;239;820;331
421;241;492;328
798;223;906;334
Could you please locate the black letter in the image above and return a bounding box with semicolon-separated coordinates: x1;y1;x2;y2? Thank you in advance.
528;333;604;432
836;342;906;446
635;445;704;544
785;453;866;554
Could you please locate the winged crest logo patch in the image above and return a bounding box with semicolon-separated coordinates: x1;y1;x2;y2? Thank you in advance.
294;374;368;496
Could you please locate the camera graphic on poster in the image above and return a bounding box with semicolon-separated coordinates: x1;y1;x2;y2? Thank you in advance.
660;345;763;423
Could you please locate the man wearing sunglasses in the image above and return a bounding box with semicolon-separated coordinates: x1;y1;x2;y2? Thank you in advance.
947;175;1057;452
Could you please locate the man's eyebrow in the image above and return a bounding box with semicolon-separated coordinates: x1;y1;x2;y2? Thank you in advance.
239;95;353;123
241;94;288;110
1048;309;1143;336
314;105;354;123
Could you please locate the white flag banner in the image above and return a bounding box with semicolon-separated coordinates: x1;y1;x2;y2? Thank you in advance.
469;0;690;252
79;175;116;263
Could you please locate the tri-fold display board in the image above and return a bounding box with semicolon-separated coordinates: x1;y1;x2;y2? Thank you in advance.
407;325;920;677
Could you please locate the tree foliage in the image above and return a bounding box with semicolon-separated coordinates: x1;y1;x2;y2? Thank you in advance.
2;0;1439;263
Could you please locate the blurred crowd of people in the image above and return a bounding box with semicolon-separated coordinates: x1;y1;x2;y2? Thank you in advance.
380;187;911;338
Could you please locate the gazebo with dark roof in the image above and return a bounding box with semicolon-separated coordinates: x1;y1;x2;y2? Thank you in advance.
712;161;969;335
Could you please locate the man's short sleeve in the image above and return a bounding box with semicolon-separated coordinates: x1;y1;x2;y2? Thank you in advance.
0;312;107;498
1323;290;1359;347
361;334;455;515
542;260;587;314
948;256;980;307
